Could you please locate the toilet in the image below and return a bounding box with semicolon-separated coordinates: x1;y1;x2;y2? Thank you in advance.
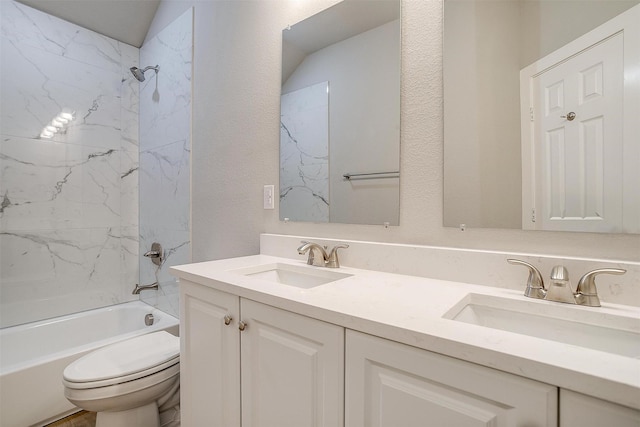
62;331;180;427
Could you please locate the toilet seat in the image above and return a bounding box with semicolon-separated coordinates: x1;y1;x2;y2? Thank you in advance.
63;331;179;389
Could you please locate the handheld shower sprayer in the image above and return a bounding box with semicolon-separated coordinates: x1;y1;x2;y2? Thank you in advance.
130;65;159;82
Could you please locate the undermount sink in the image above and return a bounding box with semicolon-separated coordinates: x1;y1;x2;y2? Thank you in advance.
444;293;640;358
232;263;352;289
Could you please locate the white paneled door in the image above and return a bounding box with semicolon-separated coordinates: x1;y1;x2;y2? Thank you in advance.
532;33;623;232
520;5;640;233
532;34;623;231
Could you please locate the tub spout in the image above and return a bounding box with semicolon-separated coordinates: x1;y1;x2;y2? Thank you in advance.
132;282;159;295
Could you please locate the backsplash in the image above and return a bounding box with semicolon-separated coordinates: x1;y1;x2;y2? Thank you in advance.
261;233;640;307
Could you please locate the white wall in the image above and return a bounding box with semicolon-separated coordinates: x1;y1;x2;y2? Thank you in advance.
520;0;639;67
444;0;521;229
147;0;639;263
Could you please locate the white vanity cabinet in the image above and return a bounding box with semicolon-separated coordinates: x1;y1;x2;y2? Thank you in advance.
180;280;241;427
345;330;558;427
559;389;640;427
179;280;344;427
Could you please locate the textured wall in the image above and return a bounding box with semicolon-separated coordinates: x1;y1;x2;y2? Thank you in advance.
148;0;639;263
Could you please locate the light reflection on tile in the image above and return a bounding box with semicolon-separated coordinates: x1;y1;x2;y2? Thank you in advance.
0;1;139;327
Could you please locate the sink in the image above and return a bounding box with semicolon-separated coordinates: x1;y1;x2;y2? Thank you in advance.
231;263;352;289
444;293;640;358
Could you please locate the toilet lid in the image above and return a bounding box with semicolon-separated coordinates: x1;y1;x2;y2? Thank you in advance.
63;331;179;383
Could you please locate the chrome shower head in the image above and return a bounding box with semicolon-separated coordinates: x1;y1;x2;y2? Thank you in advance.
130;65;159;82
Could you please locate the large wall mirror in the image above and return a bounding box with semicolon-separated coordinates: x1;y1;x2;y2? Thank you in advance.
280;0;401;225
444;0;640;234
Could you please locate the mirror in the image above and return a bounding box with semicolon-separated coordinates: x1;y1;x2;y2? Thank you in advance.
444;0;640;234
280;0;401;225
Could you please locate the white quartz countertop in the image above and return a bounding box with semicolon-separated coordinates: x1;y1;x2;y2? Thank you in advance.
170;255;640;410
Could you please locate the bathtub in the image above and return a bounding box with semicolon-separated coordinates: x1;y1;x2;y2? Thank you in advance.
0;301;179;427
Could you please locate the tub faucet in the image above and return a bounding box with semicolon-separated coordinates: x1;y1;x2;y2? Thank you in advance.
132;282;159;295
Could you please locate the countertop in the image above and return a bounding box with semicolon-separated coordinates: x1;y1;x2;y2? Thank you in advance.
170;255;640;410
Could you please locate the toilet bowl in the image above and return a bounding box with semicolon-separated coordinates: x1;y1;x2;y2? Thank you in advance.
62;331;180;427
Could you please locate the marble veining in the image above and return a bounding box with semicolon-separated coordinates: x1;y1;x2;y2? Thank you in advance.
0;1;139;327
280;81;330;222
138;9;193;318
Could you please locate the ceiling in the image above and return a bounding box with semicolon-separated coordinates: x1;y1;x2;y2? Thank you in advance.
15;0;160;47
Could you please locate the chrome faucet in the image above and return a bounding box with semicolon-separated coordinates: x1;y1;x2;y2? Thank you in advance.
507;259;626;307
297;241;349;268
545;265;576;304
297;241;328;266
132;282;159;295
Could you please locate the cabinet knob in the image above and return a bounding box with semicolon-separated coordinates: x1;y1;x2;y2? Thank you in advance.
238;321;247;331
223;315;233;326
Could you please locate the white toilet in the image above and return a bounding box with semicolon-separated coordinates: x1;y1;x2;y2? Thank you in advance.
62;331;180;427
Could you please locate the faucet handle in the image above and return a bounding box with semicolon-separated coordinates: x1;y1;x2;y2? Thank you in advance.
326;244;349;268
575;268;626;307
507;259;546;299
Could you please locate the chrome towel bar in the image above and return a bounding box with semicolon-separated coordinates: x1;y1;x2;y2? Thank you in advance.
343;171;399;180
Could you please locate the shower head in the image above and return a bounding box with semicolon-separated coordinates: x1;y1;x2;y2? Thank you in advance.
130;65;159;82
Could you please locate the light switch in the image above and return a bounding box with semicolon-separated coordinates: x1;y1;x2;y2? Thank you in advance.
263;185;275;209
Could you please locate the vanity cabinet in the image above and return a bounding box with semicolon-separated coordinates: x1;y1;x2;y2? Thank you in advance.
180;278;638;427
180;281;241;427
560;389;640;427
179;280;344;427
345;330;558;427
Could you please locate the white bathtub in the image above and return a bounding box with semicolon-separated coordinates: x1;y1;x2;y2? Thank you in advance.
0;301;179;427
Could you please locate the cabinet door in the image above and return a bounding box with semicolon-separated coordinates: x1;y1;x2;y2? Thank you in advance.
560;389;640;427
240;299;344;427
346;330;557;427
180;281;240;427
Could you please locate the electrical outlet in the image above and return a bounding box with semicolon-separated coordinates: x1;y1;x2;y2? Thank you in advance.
263;185;275;209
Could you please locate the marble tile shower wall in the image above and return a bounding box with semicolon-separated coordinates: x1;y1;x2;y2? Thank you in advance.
0;1;140;327
280;81;330;222
138;9;192;318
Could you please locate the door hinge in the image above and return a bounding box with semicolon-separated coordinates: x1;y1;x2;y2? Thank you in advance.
529;106;534;122
531;208;536;223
